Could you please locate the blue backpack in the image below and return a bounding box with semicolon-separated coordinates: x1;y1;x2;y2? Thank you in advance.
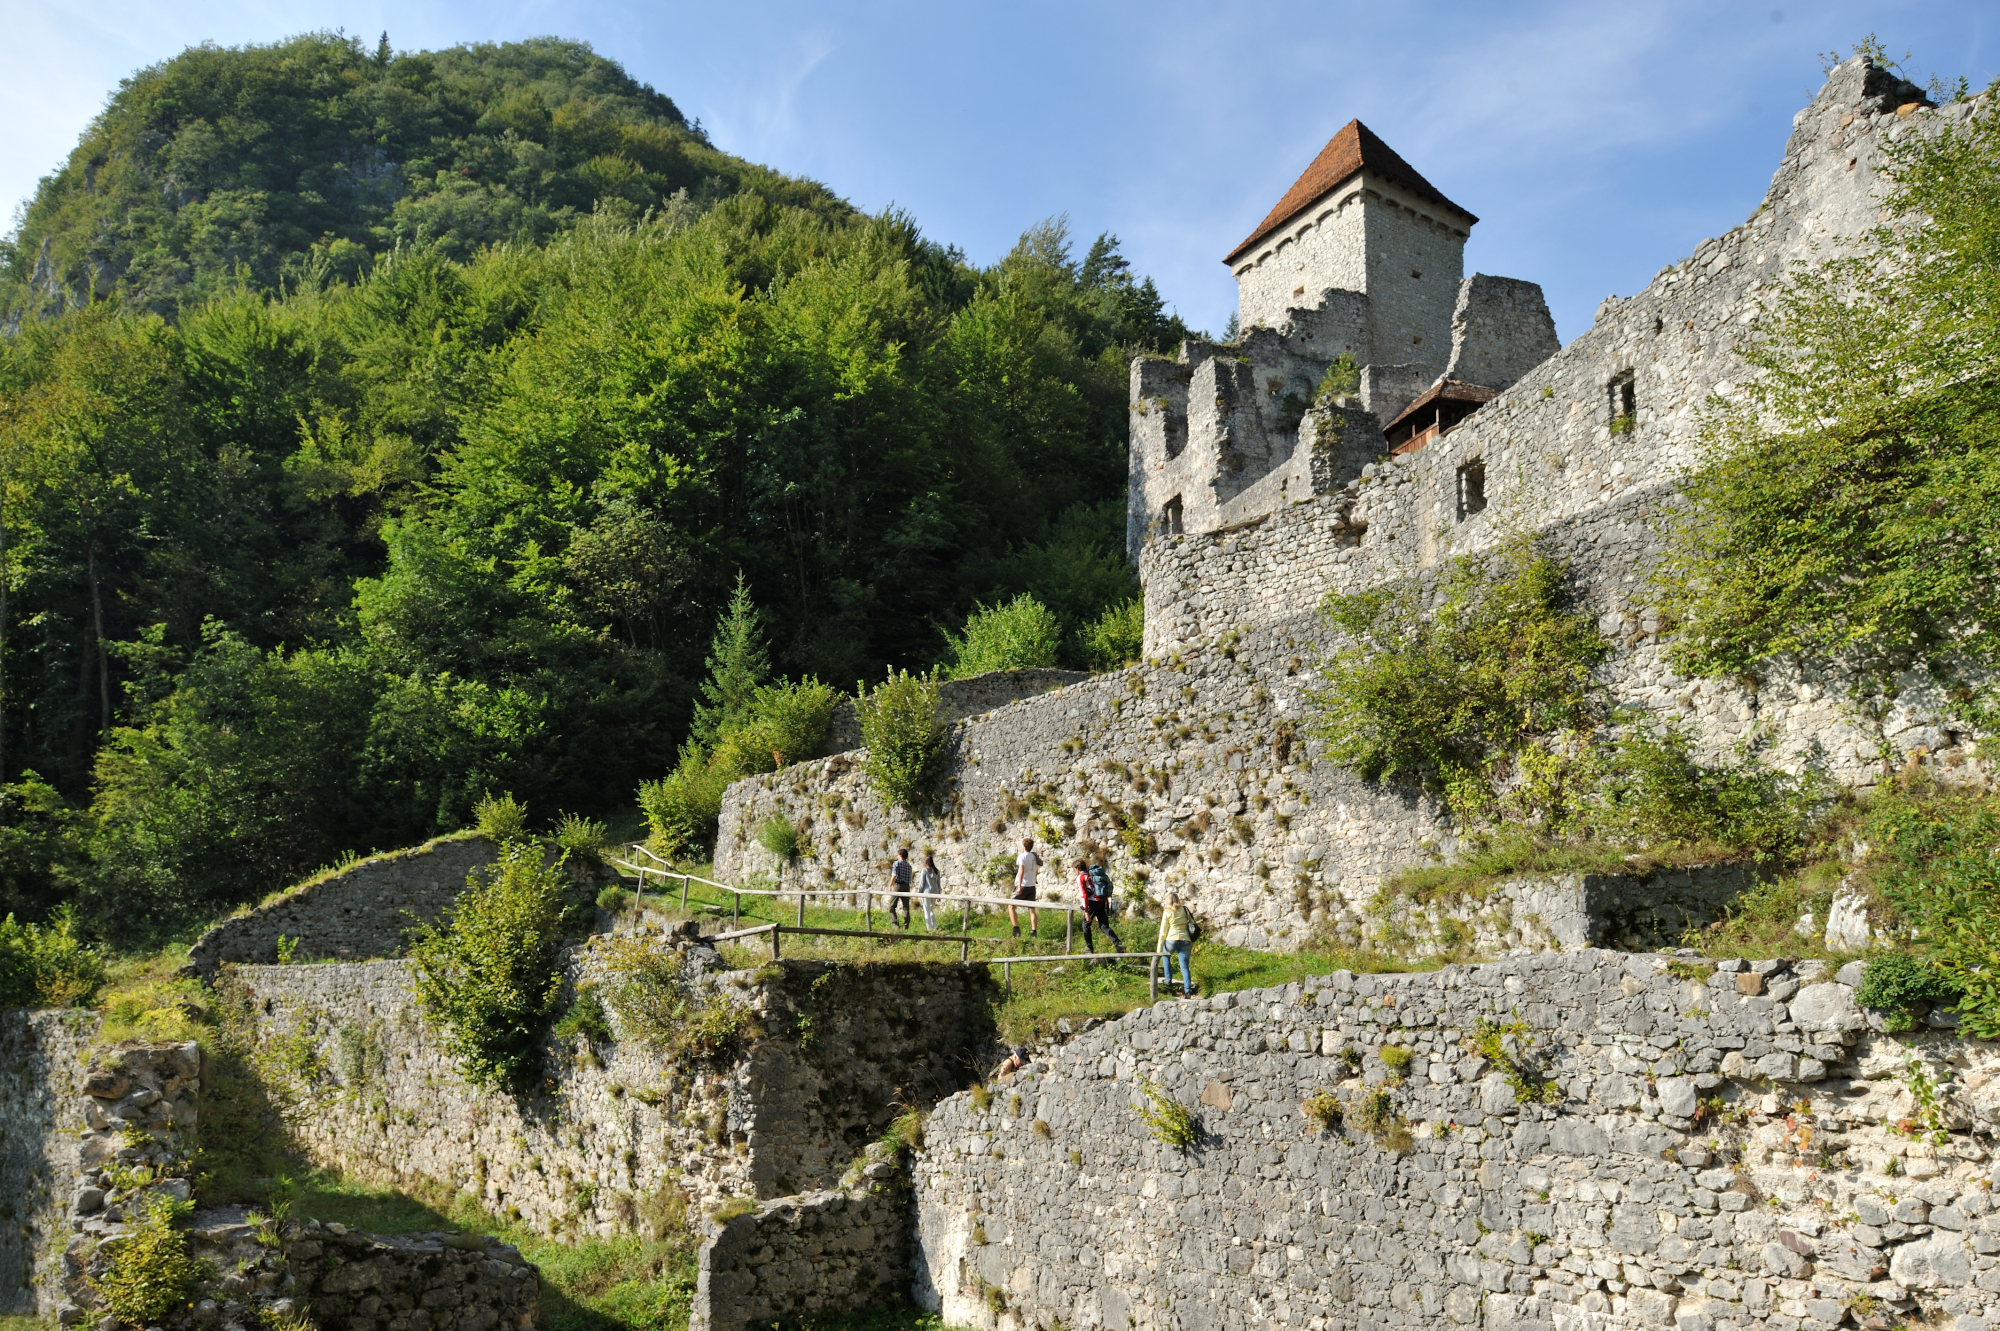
1085;864;1114;900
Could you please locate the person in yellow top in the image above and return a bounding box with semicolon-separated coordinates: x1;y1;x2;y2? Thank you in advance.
1155;894;1196;998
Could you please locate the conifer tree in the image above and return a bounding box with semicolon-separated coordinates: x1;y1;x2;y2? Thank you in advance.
690;574;769;745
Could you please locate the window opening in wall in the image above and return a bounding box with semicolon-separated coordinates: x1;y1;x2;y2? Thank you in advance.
1607;370;1636;435
1456;460;1487;521
1162;495;1184;537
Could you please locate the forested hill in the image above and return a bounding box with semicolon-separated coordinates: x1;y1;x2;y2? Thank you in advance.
0;34;1190;945
0;32;848;322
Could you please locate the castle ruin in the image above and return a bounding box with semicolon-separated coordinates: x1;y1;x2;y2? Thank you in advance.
718;55;1984;958
1126;120;1560;560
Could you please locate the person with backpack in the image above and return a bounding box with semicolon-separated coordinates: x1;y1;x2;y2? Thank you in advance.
1074;857;1122;954
1009;837;1041;938
888;847;914;929
917;851;944;931
1155;893;1197;997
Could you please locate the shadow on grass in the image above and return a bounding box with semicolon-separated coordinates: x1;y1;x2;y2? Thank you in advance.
290;1172;697;1331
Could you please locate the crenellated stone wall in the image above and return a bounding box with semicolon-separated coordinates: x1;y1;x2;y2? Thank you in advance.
912;950;2000;1331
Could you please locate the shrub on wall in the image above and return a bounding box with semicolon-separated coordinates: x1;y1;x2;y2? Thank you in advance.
946;594;1061;677
90;1193;207;1326
1308;536;1608;816
602;935;750;1063
1316;353;1360;400
637;677;838;857
1316;541;1823;888
410;843;572;1092
0;908;106;1008
856;669;949;809
1082;598;1144;671
1656;97;2000;728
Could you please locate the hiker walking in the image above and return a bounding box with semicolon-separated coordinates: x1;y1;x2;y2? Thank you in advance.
1155;893;1196;997
917;852;944;930
1009;837;1041;938
888;847;914;929
1074;856;1122;954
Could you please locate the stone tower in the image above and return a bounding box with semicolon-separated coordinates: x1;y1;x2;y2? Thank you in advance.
1226;120;1476;377
1126;121;1558;563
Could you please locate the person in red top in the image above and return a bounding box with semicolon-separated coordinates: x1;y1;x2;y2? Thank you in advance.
1074;856;1123;954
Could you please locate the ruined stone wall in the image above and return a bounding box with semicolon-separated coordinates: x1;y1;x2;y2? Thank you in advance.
1378;864;1759;960
1443;275;1563;392
1142;62;1975;767
227;945;991;1236
186;833;498;977
166;1214;540;1331
694;1144;912;1331
912;950;2000;1331
717;639;1447;954
823;671;1092;756
0;1010;97;1313
1129;295;1371;558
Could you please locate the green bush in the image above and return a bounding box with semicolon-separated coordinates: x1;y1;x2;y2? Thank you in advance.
1308;537;1608;814
0;909;106;1009
857;670;949;808
601;936;750;1064
713;679;840;772
90;1193;207;1326
1854;953;1962;1032
1571;713;1821;860
946;595;1061;678
1317;353;1360;400
1082;598;1144;671
473;792;529;840
1133;1077;1198;1150
554;813;609;866
637;746;733;858
553;987;614;1044
1851;785;2000;1036
409;843;572;1092
636;677;837;858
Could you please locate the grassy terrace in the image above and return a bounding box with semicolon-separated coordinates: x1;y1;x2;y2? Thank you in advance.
597;860;1419;1041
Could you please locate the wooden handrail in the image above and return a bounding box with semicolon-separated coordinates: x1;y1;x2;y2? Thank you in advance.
688;918;1164;990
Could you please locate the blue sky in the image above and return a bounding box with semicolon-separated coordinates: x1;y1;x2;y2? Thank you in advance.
2;1;1994;343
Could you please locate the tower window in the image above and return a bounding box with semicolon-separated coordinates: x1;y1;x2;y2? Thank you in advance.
1162;495;1184;536
1608;370;1636;434
1456;460;1487;522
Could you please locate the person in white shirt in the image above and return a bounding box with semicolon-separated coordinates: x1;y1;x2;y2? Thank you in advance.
1009;837;1041;938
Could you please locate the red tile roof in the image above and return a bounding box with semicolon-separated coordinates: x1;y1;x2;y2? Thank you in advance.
1223;120;1475;266
1385;378;1499;433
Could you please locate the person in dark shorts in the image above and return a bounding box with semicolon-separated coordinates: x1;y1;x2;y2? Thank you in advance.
888;847;914;928
1009;837;1041;938
1074;857;1122;954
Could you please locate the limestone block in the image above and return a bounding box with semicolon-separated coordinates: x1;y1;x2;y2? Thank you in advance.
1789;984;1862;1034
